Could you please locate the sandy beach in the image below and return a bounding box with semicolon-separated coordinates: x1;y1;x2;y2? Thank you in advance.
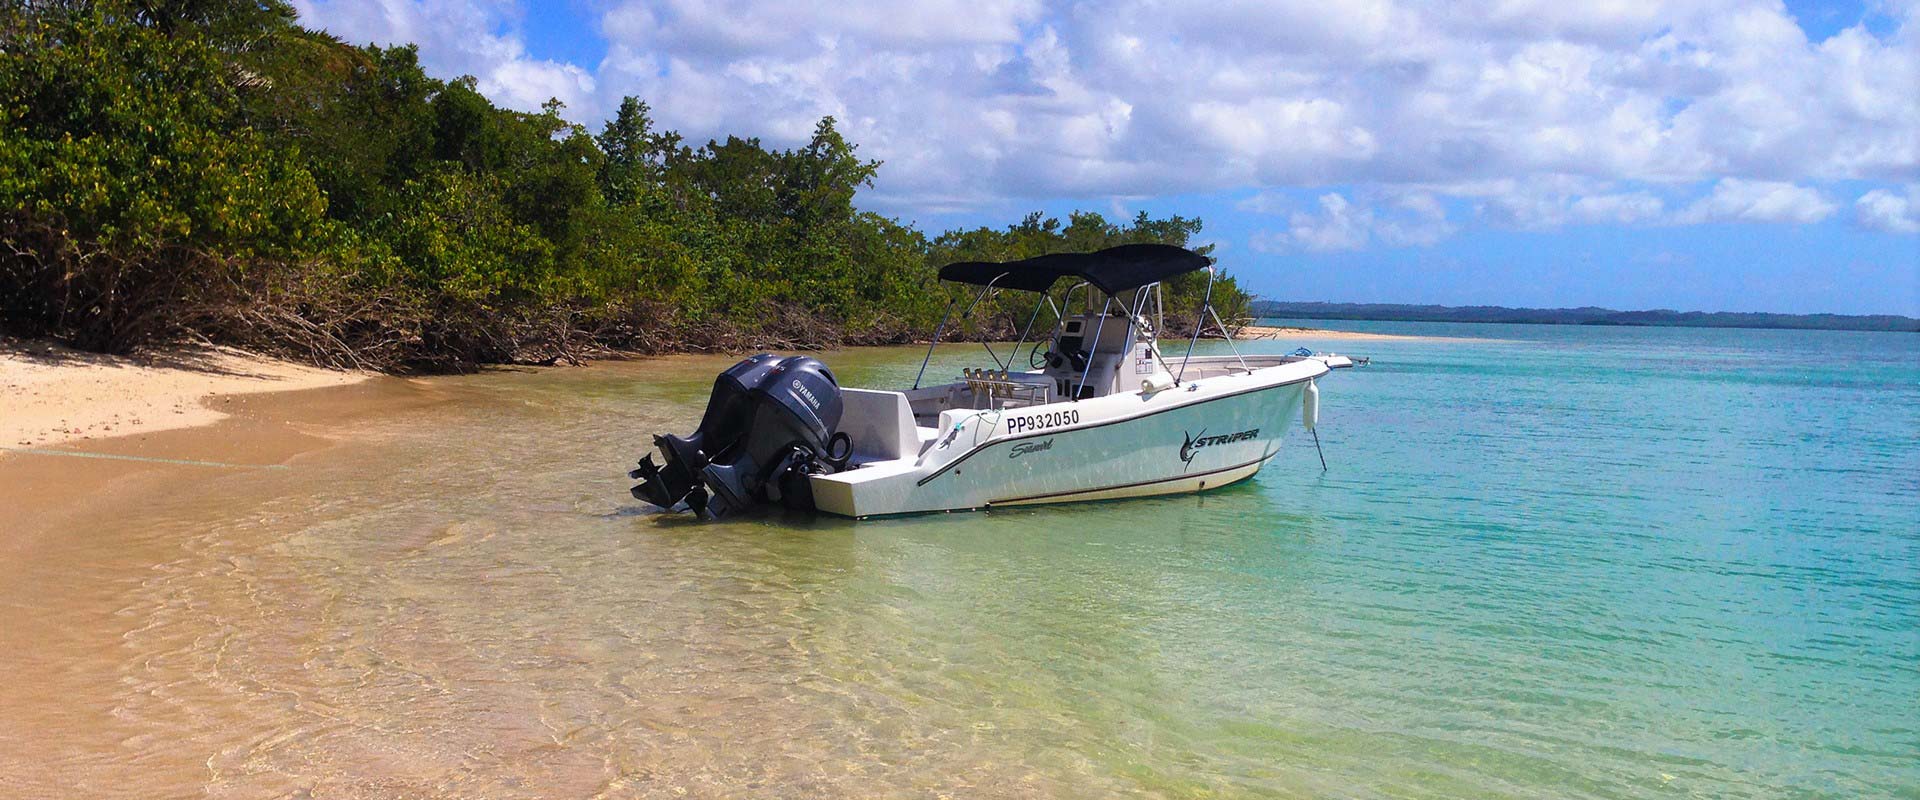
1;339;368;449
1233;324;1428;341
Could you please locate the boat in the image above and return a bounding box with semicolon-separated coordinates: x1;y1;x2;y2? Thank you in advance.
628;244;1355;518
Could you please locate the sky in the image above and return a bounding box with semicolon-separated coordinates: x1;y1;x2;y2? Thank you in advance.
288;0;1920;315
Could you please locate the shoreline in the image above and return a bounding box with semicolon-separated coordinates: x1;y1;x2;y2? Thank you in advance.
0;326;1417;452
1;339;370;449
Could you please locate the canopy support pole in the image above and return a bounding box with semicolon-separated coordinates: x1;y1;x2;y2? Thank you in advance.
1114;289;1146;385
1007;291;1057;372
1073;296;1114;400
1175;267;1218;386
1155;283;1165;337
912;299;957;390
1137;283;1174;380
1210;305;1251;373
915;274;1006;390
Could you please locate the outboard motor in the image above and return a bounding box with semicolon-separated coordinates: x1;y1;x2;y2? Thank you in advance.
629;354;850;518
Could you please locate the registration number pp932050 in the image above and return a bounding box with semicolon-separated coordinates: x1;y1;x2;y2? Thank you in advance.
1004;409;1079;435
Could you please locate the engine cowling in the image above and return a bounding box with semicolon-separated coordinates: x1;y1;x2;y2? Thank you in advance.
629;354;847;518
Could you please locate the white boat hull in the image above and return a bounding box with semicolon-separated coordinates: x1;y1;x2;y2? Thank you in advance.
624;242;1361;521
810;359;1327;518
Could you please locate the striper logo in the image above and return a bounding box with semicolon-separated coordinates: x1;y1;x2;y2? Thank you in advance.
1009;438;1054;459
1179;427;1259;469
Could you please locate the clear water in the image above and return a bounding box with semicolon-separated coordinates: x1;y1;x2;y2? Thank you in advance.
8;323;1917;798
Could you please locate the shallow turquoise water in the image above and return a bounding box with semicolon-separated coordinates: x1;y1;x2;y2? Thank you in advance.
1211;321;1920;797
751;322;1920;797
35;322;1916;797
573;322;1917;797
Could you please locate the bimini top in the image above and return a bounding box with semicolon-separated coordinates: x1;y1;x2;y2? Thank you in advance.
937;244;1209;295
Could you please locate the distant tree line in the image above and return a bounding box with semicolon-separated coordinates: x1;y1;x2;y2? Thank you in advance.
1252;302;1920;332
0;0;1246;371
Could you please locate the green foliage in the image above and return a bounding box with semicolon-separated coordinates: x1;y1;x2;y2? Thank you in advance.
252;44;438;225
380;169;557;304
596;97;681;206
0;0;332;349
0;0;1250;368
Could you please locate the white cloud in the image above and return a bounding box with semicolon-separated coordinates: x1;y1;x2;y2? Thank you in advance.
1236;191;1291;215
1571;192;1665;224
1855;186;1920;234
606;0;1040;58
1375;192;1458;246
292;0;1920;233
292;0;595;113
1677;178;1838;224
1264;194;1371;252
483;60;596;113
1251;192;1455;252
1453;176;1667;228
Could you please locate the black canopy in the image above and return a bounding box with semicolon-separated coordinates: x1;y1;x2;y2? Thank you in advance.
937;244;1209;295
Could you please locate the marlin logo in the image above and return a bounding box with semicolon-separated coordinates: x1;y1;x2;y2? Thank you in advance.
1180;429;1207;467
1179;427;1260;470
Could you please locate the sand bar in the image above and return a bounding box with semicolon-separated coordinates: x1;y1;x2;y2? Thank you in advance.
1234;324;1433;341
1;338;368;448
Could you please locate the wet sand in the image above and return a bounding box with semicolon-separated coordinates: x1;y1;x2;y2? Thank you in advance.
2;338;1432;798
0;376;446;798
0;353;1108;798
0;338;1427;798
1233;324;1437;341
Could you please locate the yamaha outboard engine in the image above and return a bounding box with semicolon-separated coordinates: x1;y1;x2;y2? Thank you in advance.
629;354;849;518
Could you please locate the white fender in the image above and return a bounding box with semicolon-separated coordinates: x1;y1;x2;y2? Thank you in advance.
1302;379;1319;431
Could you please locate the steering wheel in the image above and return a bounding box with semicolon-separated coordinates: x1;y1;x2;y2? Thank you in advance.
1042;349;1089;372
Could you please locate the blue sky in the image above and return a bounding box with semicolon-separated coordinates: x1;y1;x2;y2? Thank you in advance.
292;0;1919;315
